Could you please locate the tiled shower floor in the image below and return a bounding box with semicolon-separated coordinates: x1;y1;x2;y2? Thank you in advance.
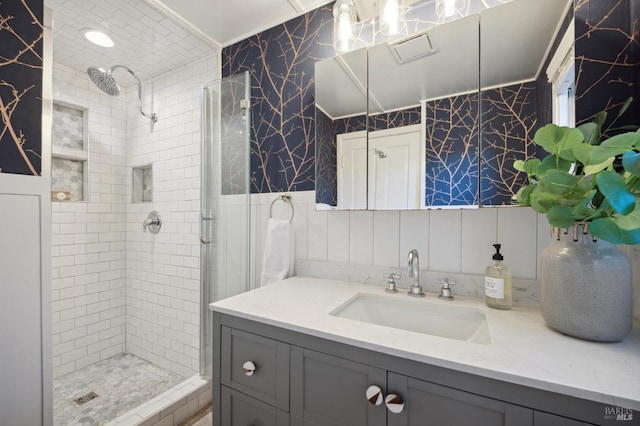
53;353;184;426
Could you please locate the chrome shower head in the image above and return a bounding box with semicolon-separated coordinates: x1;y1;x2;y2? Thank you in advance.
86;64;157;123
87;66;120;96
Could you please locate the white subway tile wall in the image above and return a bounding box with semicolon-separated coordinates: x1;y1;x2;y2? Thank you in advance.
125;54;219;378
52;63;128;378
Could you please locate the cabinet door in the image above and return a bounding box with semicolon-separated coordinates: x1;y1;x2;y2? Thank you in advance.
291;347;386;426
221;326;290;410
221;386;290;426
387;373;533;426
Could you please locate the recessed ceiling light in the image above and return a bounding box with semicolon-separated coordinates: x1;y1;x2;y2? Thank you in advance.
84;29;114;47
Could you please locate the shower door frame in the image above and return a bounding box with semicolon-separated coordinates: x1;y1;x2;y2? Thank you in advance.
199;72;252;378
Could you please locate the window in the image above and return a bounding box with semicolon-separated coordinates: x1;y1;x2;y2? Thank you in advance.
546;21;575;127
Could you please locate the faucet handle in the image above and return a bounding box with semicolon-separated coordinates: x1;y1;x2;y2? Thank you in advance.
437;278;456;288
383;273;400;293
437;278;455;301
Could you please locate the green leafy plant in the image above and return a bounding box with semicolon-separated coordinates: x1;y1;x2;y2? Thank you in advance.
514;98;640;244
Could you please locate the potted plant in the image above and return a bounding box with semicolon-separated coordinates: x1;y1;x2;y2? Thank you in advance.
513;97;639;342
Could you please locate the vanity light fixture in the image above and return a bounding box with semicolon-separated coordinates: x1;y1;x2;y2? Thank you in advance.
379;0;407;36
83;29;114;47
333;0;357;53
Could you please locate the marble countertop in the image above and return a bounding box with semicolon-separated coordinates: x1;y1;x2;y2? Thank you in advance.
209;276;640;410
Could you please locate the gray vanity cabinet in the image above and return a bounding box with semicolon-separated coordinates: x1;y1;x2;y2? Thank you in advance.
290;347;387;426
212;313;622;426
288;348;529;426
386;373;532;426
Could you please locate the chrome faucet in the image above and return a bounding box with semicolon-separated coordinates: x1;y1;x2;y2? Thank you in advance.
407;249;424;297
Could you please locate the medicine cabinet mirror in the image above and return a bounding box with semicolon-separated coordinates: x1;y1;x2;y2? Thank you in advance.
314;0;573;210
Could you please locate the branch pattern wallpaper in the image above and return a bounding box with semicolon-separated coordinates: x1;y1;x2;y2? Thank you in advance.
480;83;538;206
222;5;334;194
221;0;634;206
315;112;368;206
0;0;43;176
424;94;479;207
574;0;639;128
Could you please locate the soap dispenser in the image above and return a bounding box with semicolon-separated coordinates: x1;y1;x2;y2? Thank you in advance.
485;244;512;310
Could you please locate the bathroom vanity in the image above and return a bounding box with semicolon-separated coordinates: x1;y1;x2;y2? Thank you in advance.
210;277;640;426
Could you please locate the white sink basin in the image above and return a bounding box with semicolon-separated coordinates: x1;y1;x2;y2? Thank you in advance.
330;293;491;345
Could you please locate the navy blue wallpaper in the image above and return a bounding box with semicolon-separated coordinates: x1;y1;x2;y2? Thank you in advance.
575;0;639;128
222;5;335;193
481;5;573;206
224;0;637;207
480;82;538;206
424;94;479;207
369;107;421;131
314;108;337;205
0;0;43;176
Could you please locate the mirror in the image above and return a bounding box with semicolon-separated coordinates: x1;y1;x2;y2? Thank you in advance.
368;14;480;209
479;0;572;206
315;47;368;209
315;0;572;210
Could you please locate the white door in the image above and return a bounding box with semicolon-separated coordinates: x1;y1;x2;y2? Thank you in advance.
337;131;367;209
368;125;422;209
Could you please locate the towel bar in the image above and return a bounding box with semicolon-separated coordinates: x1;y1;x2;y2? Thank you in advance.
270;195;294;223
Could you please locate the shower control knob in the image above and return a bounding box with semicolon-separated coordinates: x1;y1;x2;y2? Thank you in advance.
243;361;256;376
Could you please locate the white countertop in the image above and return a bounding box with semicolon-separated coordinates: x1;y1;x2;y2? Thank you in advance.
210;276;640;410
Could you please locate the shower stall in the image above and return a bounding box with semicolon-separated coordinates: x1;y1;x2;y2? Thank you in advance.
50;64;252;425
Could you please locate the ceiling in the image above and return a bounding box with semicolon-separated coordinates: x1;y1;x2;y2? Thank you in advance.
155;0;333;46
45;0;333;85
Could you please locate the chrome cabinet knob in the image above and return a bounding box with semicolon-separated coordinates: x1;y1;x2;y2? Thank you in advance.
242;361;256;376
385;393;405;414
366;385;384;406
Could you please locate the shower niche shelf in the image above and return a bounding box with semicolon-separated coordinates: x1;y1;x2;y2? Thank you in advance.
51;102;89;202
132;165;153;203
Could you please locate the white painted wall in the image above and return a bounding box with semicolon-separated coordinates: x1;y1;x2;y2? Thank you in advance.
251;191;550;289
253;191;640;318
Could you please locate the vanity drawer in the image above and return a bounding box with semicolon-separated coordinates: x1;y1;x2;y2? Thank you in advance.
221;386;290;426
221;326;290;410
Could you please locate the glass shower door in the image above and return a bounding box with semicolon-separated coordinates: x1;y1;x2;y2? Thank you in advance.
200;72;251;378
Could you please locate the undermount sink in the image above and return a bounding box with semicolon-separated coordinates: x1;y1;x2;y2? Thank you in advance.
330;293;491;345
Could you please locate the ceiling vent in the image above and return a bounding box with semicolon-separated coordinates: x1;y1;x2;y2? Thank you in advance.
389;33;438;64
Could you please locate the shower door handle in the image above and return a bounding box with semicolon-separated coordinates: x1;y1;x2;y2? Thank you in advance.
200;215;215;244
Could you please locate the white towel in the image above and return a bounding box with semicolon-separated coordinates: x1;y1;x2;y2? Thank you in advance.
260;218;294;286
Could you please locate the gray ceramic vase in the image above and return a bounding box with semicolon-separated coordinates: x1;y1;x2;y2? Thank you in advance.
540;225;633;343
